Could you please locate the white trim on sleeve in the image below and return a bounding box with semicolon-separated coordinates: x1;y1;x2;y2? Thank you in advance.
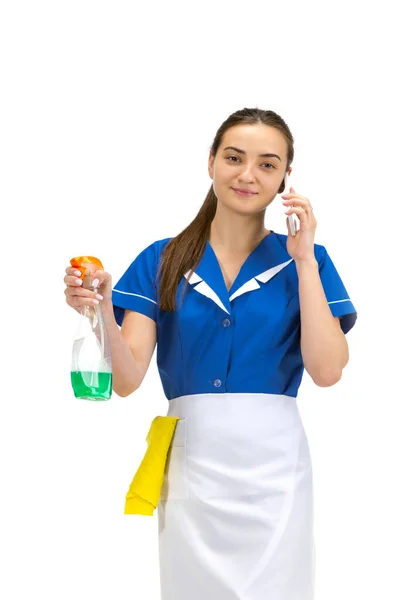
112;289;157;305
328;298;352;305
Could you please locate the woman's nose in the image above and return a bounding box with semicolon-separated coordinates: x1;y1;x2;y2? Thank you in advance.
239;171;256;182
238;164;256;180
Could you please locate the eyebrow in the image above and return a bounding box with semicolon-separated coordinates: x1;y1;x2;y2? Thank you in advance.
223;146;281;162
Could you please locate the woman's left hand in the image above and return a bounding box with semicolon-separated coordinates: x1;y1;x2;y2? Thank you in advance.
282;187;317;262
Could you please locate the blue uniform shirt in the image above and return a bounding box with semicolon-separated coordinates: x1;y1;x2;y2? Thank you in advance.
112;232;357;399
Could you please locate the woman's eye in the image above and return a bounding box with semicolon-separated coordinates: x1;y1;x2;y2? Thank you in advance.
226;156;275;169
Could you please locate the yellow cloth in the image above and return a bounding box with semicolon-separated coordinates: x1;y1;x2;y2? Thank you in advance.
124;416;180;516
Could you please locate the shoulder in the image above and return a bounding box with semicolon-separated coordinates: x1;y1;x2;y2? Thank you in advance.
136;236;174;259
117;237;174;283
127;237;174;274
152;236;174;249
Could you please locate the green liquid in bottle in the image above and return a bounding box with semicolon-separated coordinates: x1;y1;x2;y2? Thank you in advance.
71;371;112;401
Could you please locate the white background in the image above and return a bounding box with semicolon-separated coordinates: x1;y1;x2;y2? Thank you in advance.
1;1;399;598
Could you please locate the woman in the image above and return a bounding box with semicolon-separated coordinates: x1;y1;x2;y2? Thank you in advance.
64;107;357;599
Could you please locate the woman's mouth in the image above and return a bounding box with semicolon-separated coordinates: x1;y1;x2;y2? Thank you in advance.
232;188;257;197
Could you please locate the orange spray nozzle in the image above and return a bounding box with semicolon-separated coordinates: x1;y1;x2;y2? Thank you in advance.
70;256;104;279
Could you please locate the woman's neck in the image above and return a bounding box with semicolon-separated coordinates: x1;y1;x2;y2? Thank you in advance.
209;213;270;255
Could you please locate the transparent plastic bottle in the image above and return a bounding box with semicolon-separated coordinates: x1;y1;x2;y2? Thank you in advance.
70;256;112;401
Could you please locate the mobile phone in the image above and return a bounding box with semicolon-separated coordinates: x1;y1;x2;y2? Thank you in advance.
282;172;297;236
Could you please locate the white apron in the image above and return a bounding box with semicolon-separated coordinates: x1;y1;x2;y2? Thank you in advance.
157;393;316;600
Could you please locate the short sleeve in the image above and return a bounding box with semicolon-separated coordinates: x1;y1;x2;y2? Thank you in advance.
317;245;357;335
112;242;159;326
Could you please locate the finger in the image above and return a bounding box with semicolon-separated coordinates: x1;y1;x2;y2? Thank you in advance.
64;285;99;300
66;292;100;307
282;198;309;208
66;295;100;309
290;203;314;216
285;206;306;217
64;274;84;286
286;207;313;228
91;269;107;288
92;269;105;280
282;192;309;200
65;266;83;277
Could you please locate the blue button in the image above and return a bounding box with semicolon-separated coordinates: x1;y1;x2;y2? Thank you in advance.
222;318;231;327
213;379;222;388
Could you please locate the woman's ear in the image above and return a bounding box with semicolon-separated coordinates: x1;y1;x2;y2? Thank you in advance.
208;152;215;179
278;179;285;194
278;168;292;194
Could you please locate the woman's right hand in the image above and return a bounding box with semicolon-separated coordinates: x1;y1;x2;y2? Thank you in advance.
64;266;113;312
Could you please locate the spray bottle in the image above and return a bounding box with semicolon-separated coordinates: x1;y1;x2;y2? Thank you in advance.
69;256;112;401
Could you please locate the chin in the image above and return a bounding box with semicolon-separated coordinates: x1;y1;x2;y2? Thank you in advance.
216;188;270;213
229;203;267;217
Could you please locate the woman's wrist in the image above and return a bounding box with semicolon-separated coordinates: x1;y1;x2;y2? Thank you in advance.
101;299;117;323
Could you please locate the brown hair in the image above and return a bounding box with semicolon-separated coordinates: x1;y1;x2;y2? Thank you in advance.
156;107;295;311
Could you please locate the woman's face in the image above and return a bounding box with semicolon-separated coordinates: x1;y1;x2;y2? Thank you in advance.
208;123;290;215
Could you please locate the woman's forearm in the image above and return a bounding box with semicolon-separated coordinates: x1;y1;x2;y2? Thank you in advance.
296;259;349;386
101;302;143;397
